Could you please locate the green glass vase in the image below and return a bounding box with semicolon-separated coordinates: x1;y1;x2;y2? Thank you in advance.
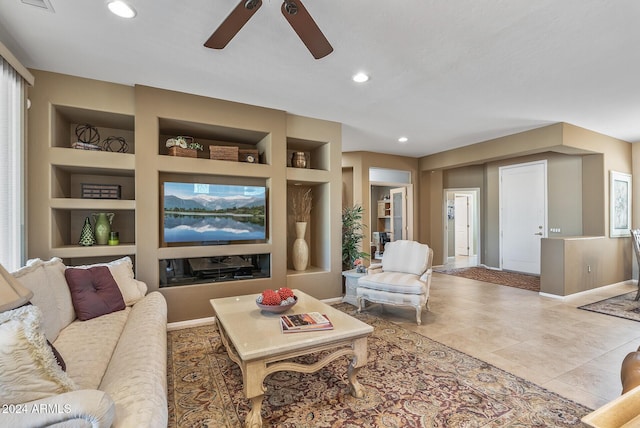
92;212;114;245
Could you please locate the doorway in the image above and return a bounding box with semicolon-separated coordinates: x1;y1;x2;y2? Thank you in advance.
370;168;413;261
499;160;547;275
444;188;480;268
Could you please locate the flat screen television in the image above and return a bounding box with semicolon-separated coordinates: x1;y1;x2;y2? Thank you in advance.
162;181;266;245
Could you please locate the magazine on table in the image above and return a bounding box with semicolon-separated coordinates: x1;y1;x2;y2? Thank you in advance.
280;312;333;333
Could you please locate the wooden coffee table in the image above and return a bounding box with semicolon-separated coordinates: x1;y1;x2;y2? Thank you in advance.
210;290;374;428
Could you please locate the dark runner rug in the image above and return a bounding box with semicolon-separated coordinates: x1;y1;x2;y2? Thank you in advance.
578;291;640;322
167;304;589;427
434;266;541;292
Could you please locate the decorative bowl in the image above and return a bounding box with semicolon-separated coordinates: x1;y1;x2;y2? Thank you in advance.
256;296;297;313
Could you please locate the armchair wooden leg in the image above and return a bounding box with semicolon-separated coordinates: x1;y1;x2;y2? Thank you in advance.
415;307;422;325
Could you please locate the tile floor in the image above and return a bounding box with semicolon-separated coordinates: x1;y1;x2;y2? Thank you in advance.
360;260;640;411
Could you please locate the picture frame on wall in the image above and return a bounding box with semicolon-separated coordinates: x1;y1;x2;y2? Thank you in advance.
610;170;632;238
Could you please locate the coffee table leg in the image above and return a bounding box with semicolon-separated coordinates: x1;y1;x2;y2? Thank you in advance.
243;360;267;428
245;395;264;428
347;337;368;398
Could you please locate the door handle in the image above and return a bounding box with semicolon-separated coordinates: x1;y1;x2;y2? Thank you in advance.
534;232;543;236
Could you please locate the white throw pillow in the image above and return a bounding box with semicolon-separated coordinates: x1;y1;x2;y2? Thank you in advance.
0;305;77;405
72;257;147;306
12;259;66;342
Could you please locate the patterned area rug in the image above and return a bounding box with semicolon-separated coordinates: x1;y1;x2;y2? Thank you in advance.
167;304;589;427
578;291;640;322
434;266;541;292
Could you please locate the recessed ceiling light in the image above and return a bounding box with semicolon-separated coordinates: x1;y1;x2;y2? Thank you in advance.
352;72;369;83
398;137;408;143
107;0;136;18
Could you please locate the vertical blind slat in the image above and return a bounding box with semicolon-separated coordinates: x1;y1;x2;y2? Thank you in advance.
0;56;25;271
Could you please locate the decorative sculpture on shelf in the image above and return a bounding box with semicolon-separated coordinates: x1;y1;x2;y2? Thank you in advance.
291;152;307;168
78;217;96;246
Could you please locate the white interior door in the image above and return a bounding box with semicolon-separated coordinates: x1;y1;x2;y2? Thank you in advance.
499;161;547;274
455;194;470;256
390;187;407;241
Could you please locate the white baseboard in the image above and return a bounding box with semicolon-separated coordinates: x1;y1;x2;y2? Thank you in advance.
540;280;635;300
167;316;216;331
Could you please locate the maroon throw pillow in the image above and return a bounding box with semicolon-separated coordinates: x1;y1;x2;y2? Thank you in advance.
47;339;66;371
64;266;126;321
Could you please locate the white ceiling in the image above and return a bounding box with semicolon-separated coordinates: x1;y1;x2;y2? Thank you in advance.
1;0;639;157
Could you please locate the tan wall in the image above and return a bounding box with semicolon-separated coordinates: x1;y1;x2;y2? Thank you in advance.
419;122;633;293
341;152;420;264
342;167;354;208
541;237;630;296
482;152;583;268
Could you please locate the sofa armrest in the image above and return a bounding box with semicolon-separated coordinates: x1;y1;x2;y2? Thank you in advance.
0;390;114;428
582;384;640;427
419;268;433;285
367;263;383;274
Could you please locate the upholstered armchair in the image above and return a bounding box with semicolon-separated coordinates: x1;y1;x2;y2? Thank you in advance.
356;240;433;325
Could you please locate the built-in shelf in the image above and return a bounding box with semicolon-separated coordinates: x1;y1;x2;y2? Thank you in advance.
159;253;271;288
157;243;272;260
286;266;329;276
156;155;272;178
50;148;136;171
52;244;136;258
50;198;136;210
29;73;342;322
286;137;330;171
286;167;331;183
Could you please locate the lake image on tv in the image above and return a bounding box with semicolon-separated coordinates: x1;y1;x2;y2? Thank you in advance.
164;182;266;243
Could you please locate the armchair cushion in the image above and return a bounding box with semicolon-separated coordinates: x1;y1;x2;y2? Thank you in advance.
382;240;430;276
358;271;427;295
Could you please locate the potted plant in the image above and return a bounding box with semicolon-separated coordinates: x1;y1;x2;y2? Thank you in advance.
342;205;369;271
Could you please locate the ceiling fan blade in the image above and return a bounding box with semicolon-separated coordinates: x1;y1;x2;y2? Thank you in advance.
204;0;263;49
281;0;333;59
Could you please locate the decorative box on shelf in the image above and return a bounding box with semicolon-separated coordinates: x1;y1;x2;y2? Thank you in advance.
168;147;197;158
81;183;122;199
239;148;259;163
209;145;238;161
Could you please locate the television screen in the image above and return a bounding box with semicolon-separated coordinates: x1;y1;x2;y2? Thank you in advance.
163;182;266;244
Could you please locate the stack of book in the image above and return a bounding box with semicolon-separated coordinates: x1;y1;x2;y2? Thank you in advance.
280;312;333;334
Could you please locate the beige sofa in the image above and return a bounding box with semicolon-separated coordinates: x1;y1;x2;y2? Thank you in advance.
0;257;167;427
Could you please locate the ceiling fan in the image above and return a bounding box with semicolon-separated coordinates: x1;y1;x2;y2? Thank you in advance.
204;0;333;59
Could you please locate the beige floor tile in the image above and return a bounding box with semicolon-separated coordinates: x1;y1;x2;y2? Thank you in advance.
371;271;640;410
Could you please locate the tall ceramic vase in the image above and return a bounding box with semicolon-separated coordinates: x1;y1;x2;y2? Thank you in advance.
292;221;309;271
92;212;114;245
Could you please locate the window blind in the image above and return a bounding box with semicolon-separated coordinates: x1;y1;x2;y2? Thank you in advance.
0;57;26;271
